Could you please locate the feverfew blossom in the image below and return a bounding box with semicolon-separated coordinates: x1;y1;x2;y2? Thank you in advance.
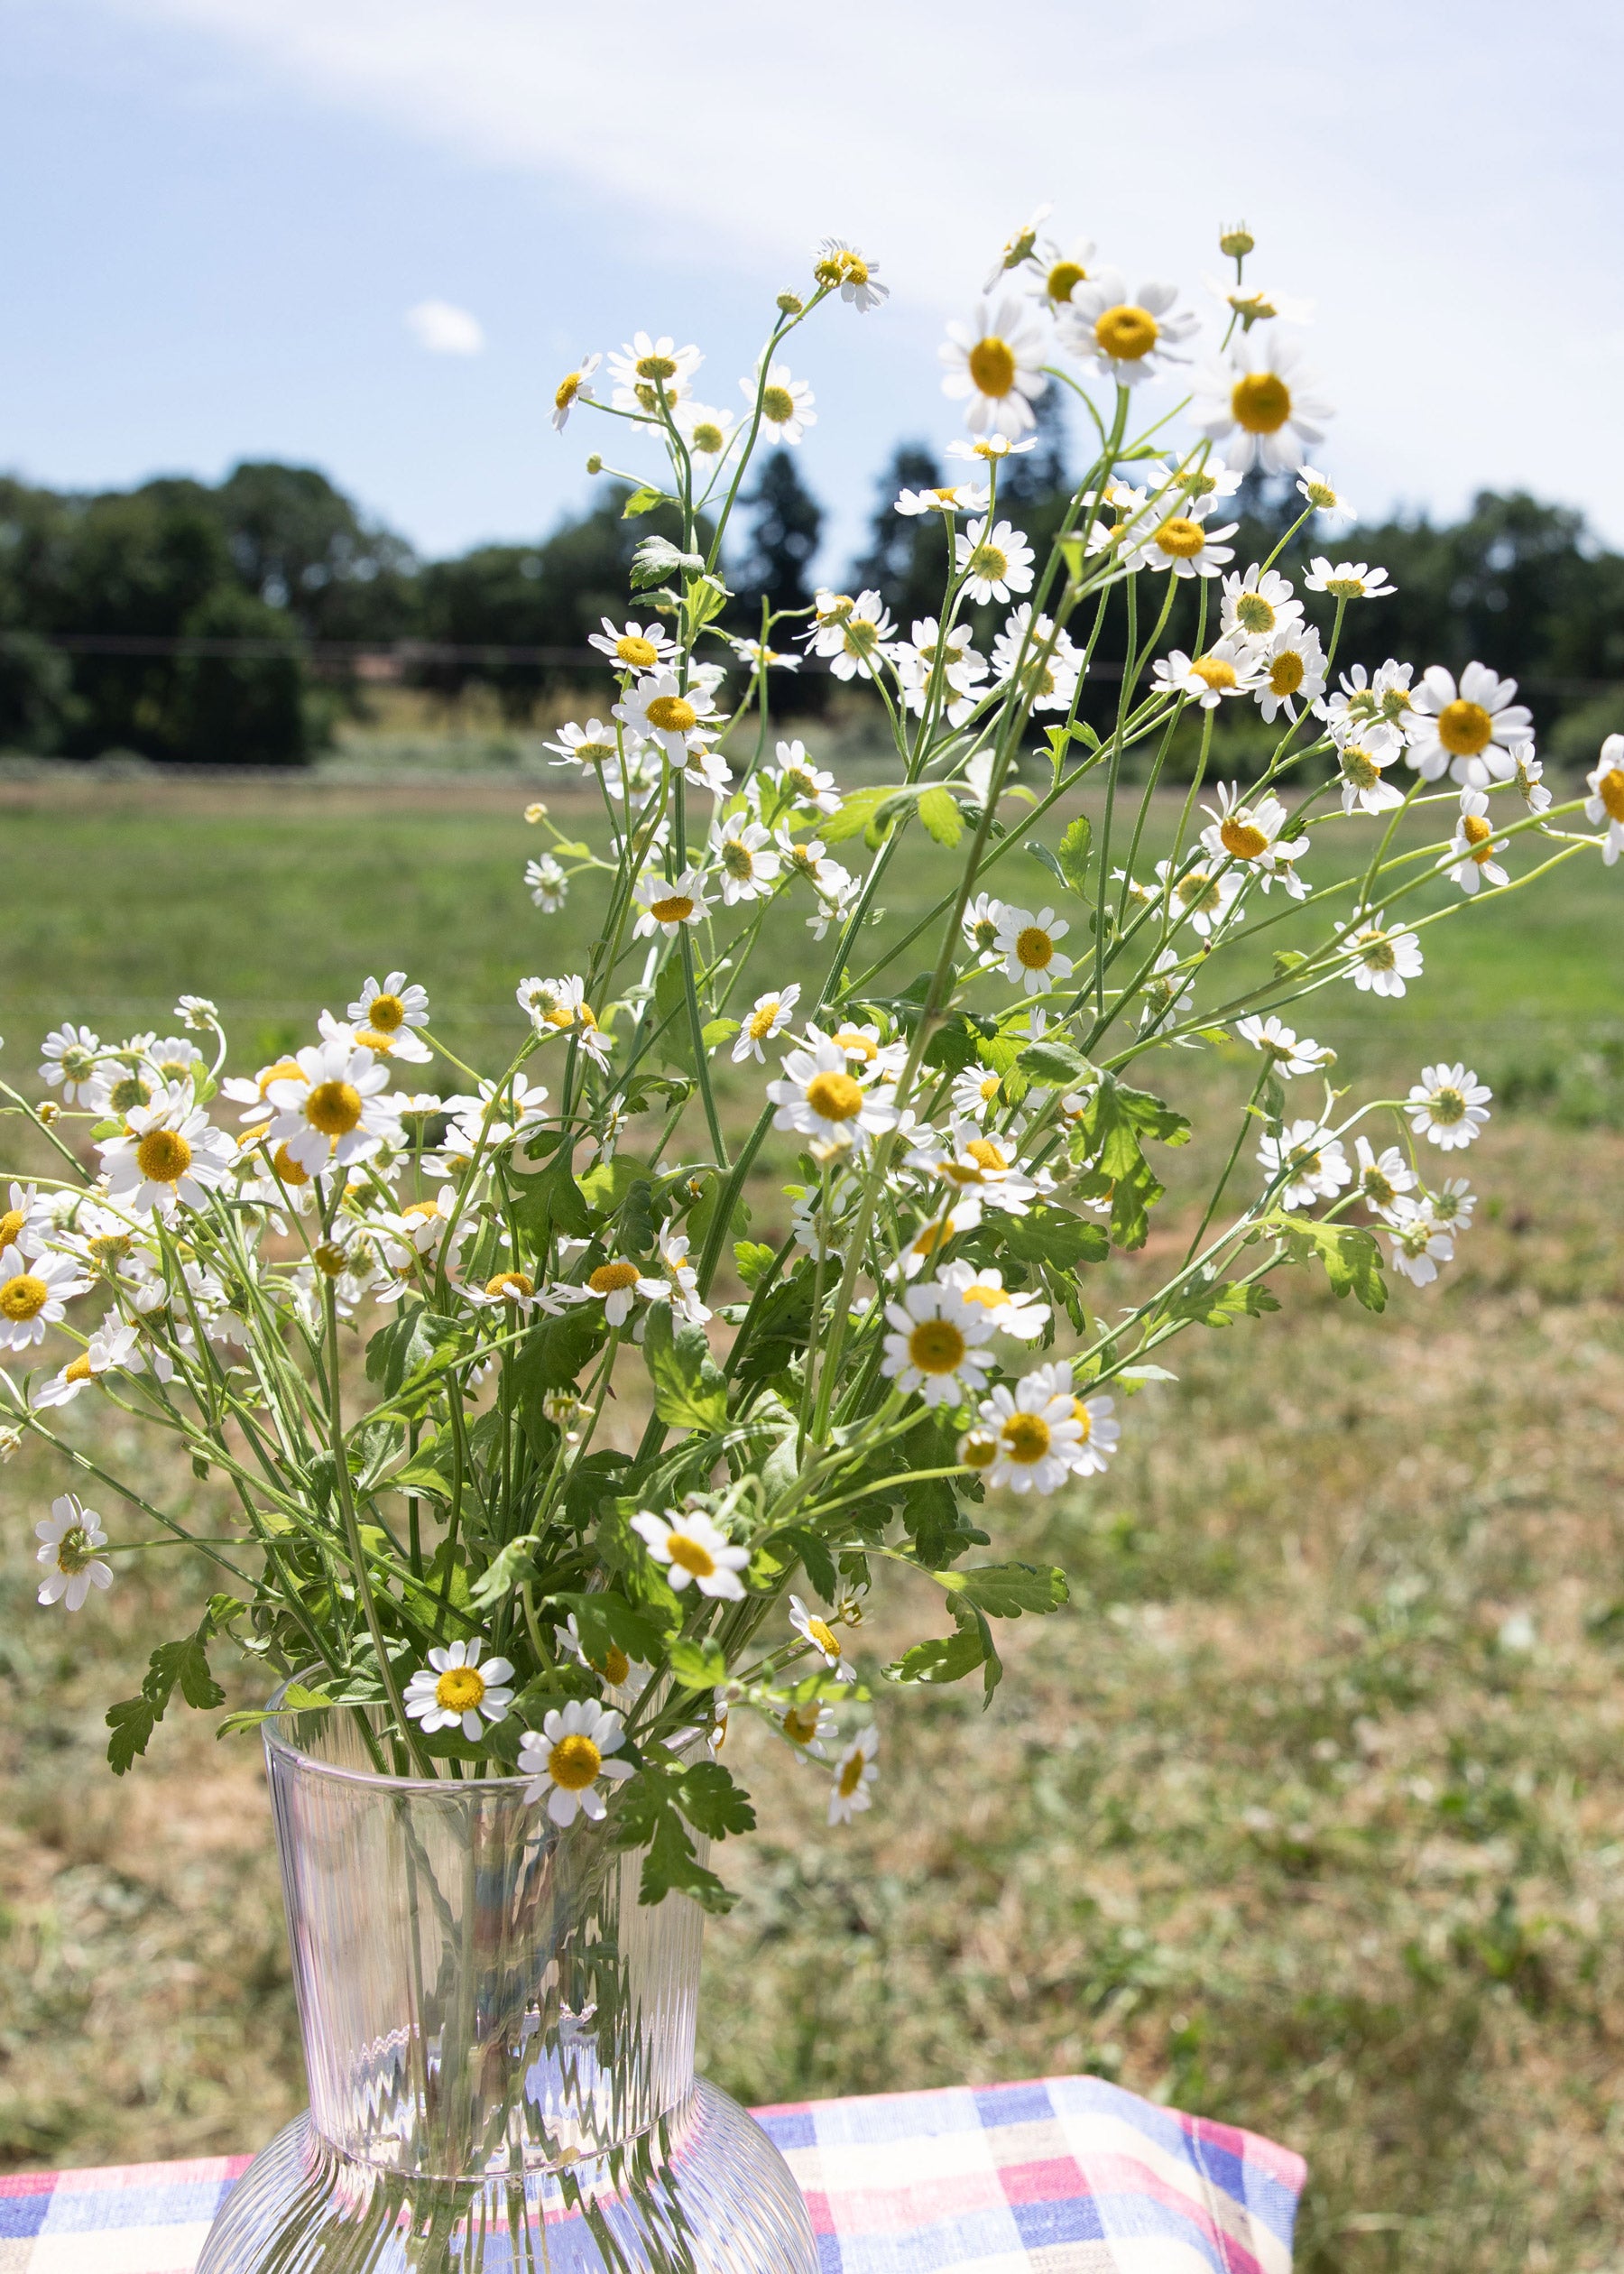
632;866;713;938
1303;559;1395;601
550;353;600;431
1447;791;1510;893
971;1369;1092;1493
789;1595;856;1683
632;1508;749;1600
403;1640;515;1741
1584;735;1624;863
97;1089;236;1216
1057;270;1198;386
615;670;723;760
1235;1017;1333;1077
881;1279;996;1407
519;1700;634;1826
746;358;816;444
1353;1136;1417;1217
1405;1063;1491;1151
989;607;1082;713
1220;565;1305;645
35;1495;114;1611
992;904;1074;995
955;519;1035;605
0;1246;90;1351
827;1725;879;1826
1199;784;1308;895
767;1038;898;1158
733;984;801;1064
1157;637;1265;708
1386;1199;1454;1287
263;1041;397;1179
1257;1121;1352;1210
1336;914;1423;997
938;296;1048;438
1405;662;1534;786
1191;335;1332;474
38;1024;104;1104
804;589;895;682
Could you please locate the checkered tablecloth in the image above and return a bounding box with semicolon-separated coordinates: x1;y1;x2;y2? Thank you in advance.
0;2074;1305;2271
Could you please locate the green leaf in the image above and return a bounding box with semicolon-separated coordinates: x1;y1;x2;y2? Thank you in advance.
821;784;902;846
772;1522;840;1601
509;1307;607;1450
999;1207;1110;1272
641;1302;729;1435
671;1761;756;1838
640;1806;735;1912
550;1590;668;1669
1020;1038;1093;1089
106;1696;158;1775
622;483;669;518
1024;838;1068;892
468;1534;542;1612
701;1018;740;1049
733;1240;775;1290
936;1561;1069;1617
392;1447;457;1500
918;786;964;846
217;1682;332;1740
577;1155;651;1219
922;1012;986;1077
667;1637;729;1690
1273;948;1309;978
512;1152;594;1242
900;1476;988;1570
365;1304;472;1401
886;1628;987;1686
1275;1215;1389;1312
631;533;704;588
147;1634;226;1712
1057;814;1094;894
1154;1277;1283;1329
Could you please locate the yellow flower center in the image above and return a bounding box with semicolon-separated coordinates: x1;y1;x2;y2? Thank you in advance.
650;894;696;925
1046;259;1087;302
965;1138;1009;1170
65;1354;97;1384
838;1751;867;1798
1235;592;1277;634
313;1242;351;1279
272;1142;310;1186
356;1030;395;1054
783;1702;823;1745
967;337;1017;396
1191;657;1238;692
805;1615;841;1659
636;353;678;382
1221;816;1270;859
960;1430;999;1471
0;1208;24;1248
1093;304;1159;361
305;1081;363;1137
1231;372;1292;434
88;1232;133;1263
645;694;697;735
1269;652;1305;696
484;1271;535;1300
258;1058;301;1096
722;837;756;879
805;1071;865;1122
591;1644;631;1687
106;1075;152;1116
966;544;1009;584
747;1002;781;1040
1015;925;1054;969
590;1261;642;1295
959;1283;1006;1310
547;1734;601;1789
831;1031;878;1060
1429;1086;1466;1124
555;372;583;411
0;1272;48;1321
367;993;406;1033
842;618;881;658
1070;1399;1093;1441
972;917;999;950
1596;767;1624;822
666;1530;716;1579
907;1317;966;1373
843;255;870;286
1358;932;1397;971
761;384;796;422
54;1524;96;1575
690;421;724;454
979;1074;1000;1100
1001;1411;1052;1464
1155;516;1207;559
1436;698;1493;757
1343;746;1382;790
136;1127;193;1184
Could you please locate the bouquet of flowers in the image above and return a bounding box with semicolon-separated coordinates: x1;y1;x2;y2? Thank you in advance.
5;214;1617;1914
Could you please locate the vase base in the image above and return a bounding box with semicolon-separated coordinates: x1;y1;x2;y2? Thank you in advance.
196;2076;817;2274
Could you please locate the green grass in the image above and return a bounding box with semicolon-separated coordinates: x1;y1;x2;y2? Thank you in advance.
2;773;1623;2270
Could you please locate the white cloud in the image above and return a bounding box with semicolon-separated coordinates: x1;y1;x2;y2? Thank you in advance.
405;299;484;356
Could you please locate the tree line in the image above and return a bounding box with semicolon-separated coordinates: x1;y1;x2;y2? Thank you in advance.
1;416;1619;767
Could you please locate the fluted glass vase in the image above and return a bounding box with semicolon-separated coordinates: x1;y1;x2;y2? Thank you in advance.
198;1692;816;2273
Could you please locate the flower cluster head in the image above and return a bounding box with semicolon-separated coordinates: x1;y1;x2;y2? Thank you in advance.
520;1699;634;1826
404;1639;515;1741
36;1494;113;1611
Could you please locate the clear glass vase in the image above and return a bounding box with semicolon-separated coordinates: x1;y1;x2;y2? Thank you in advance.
198;1692;816;2273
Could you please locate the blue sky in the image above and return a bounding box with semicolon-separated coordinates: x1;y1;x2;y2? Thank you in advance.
5;0;1622;575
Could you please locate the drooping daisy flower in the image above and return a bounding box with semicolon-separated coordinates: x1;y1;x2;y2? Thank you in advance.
35;1494;114;1612
983;204;1052;291
589;617;678;674
38;1023;106;1104
1446;790;1510;893
1155;858;1243;940
733;984;801;1065
632;865;713;938
0;1246;89;1351
550;352;601;431
992;904;1074;996
1138;511;1238;580
1317;659;1415;741
1386;1199;1454;1288
780;1700;838;1758
1057;269;1199;387
1303;559;1395;601
989;607;1082;714
807;1019;909;1080
1583;735;1624;862
1335;733;1407;816
656;1233;710;1327
1252;624;1327;724
1353;1135;1417;1218
789;1595;856;1683
519;1700;635;1826
1198;783;1309;896
1139;948;1195;1036
890;618;988;726
403;1639;515;1741
881;1279;996;1408
1335;913;1424;997
615;670;723;761
1426;1178;1477;1234
1191;336;1333;474
1235;1016;1333;1077
1406;1063;1491;1151
962;892;1008;967
97;1089;236;1216
744;357;816;443
262;1040;396;1179
1296;467;1356;521
632;1508;750;1600
895;1197;983;1278
826;1724;880;1826
955;518;1036;605
1257;1120;1352;1210
812;237;889;313
1405;662;1533;786
938;296;1048;438
767;1038;898;1157
1510;745;1552;815
950;1066;1006;1121
973;1373;1088;1493
1155;637;1266;709
606;333;702;417
803;588;896;683
565;1257;666;1329
713;818;784;906
894;478;990;517
730;635;800;676
937;1261;1049;1341
909;1123;1045;1215
32;1315;143;1409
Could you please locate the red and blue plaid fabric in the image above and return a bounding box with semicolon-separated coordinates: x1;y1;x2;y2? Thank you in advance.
0;2074;1303;2271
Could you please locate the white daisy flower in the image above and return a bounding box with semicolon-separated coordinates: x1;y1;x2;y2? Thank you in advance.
745;358;816;444
938;295;1048;438
950;1066;1006;1121
1137;511;1238;580
955;516;1036;605
1336;733;1407;816
803;589;896;683
0;1180;50;1259
519;1700;635;1826
550;352;601;431
545;717;625;771
962;892;1008;967
606;333;702;417
909;1123;1045;1215
971;1373;1087;1493
733;985;800;1065
1199;783;1309;895
0;1245;89;1351
1386;1199;1454;1288
813;237;889;312
346;973;429;1046
937;1261;1050;1341
1252;624;1327;724
1426;1177;1477;1234
780;1699;838;1758
517;975;611;1066
567;1257;668;1329
807;1019;909;1081
983;203;1052;291
1509;744;1551;814
142;1034;208;1089
1584;735;1624;862
1155;636;1266;709
35;1494;114;1611
890;617;988;726
1154;859;1243;939
789;1595;856;1683
1405;661;1533;786
881;1279;996;1408
1317;660;1416;742
614;670;723;760
1057;269;1199;387
97;1088;236;1216
31;1315;143;1409
38;1023;105;1104
526;855;568;913
263;1040;396;1179
730;635;800;676
895;1197;983;1278
1447;790;1510;893
1191;335;1333;474
1296;467;1355;521
1336;913;1423;997
803;864;862;942
676;400;735;466
1139;948;1195;1036
632;1507;750;1599
714;818;783;906
1204;277;1315;330
403;1639;516;1741
558;1614;647;1692
894;479;990;517
827;1724;880;1826
1303;559;1395;601
1405;1063;1491;1151
1221;565;1304;645
1257;1120;1352;1210
1017;1360;1120;1479
1353;1135;1417;1218
763;743;839;815
656;1232;710;1327
767;1038;898;1158
173;994;219;1032
989;606;1082;714
1234;1016;1333;1077
632;865;713;938
1026;232;1099;314
992;904;1074;996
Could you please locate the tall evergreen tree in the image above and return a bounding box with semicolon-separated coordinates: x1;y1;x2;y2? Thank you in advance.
734;451;826;711
850;443;943;629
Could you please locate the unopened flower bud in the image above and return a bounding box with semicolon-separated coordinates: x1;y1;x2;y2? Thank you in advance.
586;454;603;476
524;801;548;824
1219;223;1255;259
776;291;804;315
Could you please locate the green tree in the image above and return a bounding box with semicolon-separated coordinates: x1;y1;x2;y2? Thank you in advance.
212;460;419;642
851;443;945;633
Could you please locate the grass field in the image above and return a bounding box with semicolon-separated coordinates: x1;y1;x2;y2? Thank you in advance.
2;766;1622;2269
